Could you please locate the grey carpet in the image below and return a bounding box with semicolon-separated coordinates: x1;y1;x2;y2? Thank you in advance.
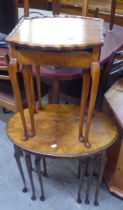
0;120;123;210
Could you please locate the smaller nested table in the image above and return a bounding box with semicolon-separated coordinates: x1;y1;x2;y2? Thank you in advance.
6;16;104;147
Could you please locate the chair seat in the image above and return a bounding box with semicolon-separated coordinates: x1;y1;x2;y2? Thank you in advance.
7;104;117;158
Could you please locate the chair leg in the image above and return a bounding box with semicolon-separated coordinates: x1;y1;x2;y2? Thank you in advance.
94;151;107;206
109;0;116;31
77;158;86;203
35;156;45;201
14;145;28;193
43;158;47;177
25;152;36;201
85;156;95;205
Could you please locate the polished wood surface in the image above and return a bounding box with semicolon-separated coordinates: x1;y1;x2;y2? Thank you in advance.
104;79;123;198
6;17;104;50
7;16;104;147
7;104;117;158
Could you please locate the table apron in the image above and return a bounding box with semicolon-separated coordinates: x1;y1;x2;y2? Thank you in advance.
16;50;93;68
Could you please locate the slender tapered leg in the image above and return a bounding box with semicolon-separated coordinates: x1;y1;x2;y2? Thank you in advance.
79;71;90;143
78;157;89;179
23;65;35;137
84;62;100;148
43;158;47;177
25;152;36;200
85;156;95;204
77;158;86;203
94;151;107;206
36;65;43;111
9;58;28;140
35;156;45;201
29;66;36;114
77;159;81;179
14;145;28;193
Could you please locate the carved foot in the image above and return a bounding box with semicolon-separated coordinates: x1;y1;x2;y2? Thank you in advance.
31;195;36;201
22;135;28;141
94;200;99;206
85;198;90;205
22;187;28;193
77;198;82;203
84;141;91;148
28;131;35;137
40;195;45;201
79;135;85;142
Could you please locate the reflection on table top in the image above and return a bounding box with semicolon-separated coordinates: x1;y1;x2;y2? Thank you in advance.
17;8;123;65
6;16;104;51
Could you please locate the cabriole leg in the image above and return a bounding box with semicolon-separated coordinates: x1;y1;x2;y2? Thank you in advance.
94;151;107;206
35;156;45;201
25;152;36;200
77;158;86;203
14;145;28;193
85;156;95;204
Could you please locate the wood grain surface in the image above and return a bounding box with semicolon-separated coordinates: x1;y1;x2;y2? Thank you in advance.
6;16;104;50
7;104;117;158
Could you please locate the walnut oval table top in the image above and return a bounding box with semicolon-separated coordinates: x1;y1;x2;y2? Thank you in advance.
6;16;104;51
7;105;117;158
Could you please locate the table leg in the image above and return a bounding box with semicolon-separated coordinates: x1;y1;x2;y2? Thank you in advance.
14;145;28;193
78;157;89;179
84;62;100;148
77;159;81;179
23;65;35;137
29;66;36;114
25;152;36;201
77;158;86;203
36;65;43;111
85;156;95;205
79;71;90;142
35;156;45;201
94;151;107;206
9;58;28;140
109;0;117;31
43;158;47;177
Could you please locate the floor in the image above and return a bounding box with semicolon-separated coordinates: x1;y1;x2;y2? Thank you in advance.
0;107;123;210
